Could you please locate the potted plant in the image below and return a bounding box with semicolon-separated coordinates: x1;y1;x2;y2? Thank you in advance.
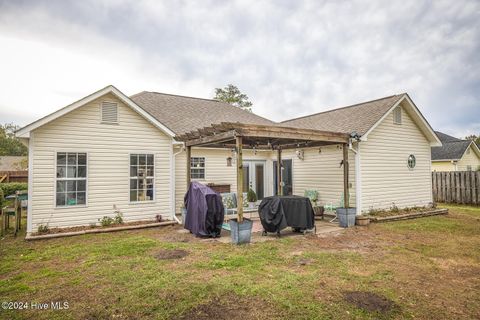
355;215;370;226
247;188;257;209
229;193;253;245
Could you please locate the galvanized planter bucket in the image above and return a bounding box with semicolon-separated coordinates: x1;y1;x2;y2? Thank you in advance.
229;219;253;244
336;208;356;228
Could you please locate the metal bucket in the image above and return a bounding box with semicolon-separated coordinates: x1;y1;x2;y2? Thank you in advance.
336;208;356;228
229;219;253;244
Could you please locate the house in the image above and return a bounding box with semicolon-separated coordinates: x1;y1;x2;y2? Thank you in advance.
16;85;441;235
431;132;480;171
0;156;27;171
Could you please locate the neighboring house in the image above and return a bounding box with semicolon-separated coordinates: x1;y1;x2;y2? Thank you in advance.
431;131;480;171
0;156;28;171
16;85;441;235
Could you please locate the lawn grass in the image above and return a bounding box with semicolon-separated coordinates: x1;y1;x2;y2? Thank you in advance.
0;204;479;319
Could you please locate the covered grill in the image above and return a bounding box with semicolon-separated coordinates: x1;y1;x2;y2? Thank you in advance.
184;182;224;237
258;195;315;235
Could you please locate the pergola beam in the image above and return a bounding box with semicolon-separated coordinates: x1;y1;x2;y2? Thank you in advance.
184;130;239;147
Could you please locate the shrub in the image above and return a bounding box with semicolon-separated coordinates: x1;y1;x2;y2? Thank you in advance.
37;224;49;234
0;188;4;208
390;202;399;213
114;212;123;224
0;182;27;197
98;216;114;227
247;188;257;202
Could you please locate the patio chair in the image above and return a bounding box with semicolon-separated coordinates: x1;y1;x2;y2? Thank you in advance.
324;192;349;222
304;190;324;220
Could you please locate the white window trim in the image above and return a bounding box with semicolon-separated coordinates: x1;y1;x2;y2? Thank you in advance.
54;151;89;209
190;156;206;180
129;153;156;204
100;100;119;125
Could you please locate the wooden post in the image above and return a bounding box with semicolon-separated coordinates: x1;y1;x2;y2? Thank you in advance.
186;146;191;190
236;136;244;222
276;148;282;196
343;144;349;208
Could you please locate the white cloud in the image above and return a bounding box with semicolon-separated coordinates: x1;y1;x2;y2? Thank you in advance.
0;0;479;137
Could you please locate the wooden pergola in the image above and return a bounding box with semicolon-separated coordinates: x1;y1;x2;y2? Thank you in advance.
176;122;351;222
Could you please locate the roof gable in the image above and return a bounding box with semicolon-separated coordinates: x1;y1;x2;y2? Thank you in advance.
282;93;441;146
16;86;176;139
130;91;275;135
432;139;480;161
282;94;403;136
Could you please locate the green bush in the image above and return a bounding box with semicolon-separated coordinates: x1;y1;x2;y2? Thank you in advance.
0;188;4;208
99;216;114;227
247;188;257;202
0;182;27;197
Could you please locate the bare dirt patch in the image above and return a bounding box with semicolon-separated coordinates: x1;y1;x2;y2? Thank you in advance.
154;249;189;260
343;291;398;313
177;294;277;320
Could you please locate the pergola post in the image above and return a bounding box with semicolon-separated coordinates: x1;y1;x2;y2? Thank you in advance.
277;148;283;196
186;146;191;190
236;136;244;222
343;144;349;208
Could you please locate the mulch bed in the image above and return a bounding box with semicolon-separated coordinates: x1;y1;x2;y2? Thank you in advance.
343;291;399;313
32;220;160;236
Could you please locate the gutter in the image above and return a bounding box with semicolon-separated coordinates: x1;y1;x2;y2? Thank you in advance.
348;137;362;215
171;141;184;224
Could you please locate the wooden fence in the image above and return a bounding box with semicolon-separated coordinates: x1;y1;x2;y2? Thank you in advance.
432;171;480;205
0;171;28;183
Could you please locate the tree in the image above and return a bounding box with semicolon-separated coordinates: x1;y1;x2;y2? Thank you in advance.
214;84;253;112
0;123;28;156
465;134;480;147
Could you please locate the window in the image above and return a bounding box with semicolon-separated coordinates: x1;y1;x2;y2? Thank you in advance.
56;152;87;206
190;157;205;179
407;154;416;169
130;154;154;202
101;101;118;123
393;106;402;124
467;165;472;171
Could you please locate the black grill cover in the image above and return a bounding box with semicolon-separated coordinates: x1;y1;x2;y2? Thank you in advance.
258;196;315;233
184;182;224;237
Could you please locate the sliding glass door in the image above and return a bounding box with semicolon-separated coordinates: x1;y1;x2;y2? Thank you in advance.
273;159;293;196
242;160;265;200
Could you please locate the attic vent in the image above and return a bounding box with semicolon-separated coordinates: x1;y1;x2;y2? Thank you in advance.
101;101;118;123
393;106;402;124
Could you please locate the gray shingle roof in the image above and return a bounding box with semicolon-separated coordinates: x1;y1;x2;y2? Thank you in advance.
281;94;405;135
130;91;275;135
434;131;461;143
431;131;470;160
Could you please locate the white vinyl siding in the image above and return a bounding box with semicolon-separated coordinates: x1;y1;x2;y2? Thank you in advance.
281;146;356;207
29;93;172;231
361;103;432;212
457;144;480;171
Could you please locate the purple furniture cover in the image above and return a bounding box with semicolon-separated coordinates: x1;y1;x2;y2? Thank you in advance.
184;181;225;237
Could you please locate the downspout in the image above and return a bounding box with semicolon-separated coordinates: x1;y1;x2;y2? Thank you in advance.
349;138;362;215
171;141;184;224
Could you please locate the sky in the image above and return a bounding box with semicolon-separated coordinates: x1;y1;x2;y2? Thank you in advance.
0;0;479;138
